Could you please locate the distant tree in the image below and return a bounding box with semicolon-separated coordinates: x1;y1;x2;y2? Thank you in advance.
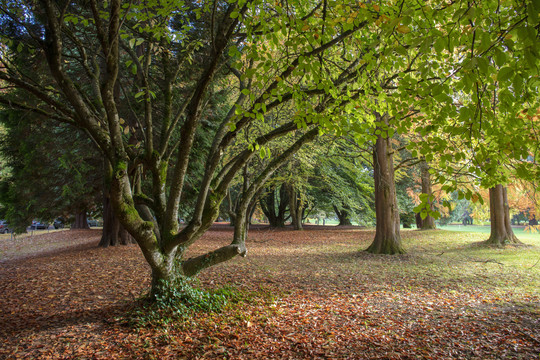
259;184;289;228
308;138;374;227
0;110;102;232
418;161;436;230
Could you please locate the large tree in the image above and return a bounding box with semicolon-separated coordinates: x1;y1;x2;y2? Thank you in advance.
0;0;537;296
366;114;404;254
0;0;379;296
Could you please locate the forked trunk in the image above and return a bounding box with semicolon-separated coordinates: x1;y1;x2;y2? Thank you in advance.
420;160;436;230
366;115;404;254
485;185;521;246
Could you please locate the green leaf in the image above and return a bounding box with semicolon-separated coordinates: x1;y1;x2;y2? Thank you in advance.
495;49;506;67
498;66;513;82
434;37;445;54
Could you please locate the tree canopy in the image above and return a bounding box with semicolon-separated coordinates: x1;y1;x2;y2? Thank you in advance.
0;0;539;297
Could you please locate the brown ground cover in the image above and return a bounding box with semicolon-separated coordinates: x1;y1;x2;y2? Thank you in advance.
0;225;538;359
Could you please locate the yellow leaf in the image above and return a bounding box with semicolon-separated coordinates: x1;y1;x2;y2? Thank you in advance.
373;4;380;11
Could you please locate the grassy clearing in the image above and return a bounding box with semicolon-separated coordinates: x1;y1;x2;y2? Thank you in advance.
400;229;540;297
439;224;540;241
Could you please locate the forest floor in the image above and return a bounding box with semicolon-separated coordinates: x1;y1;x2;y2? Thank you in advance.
0;225;539;359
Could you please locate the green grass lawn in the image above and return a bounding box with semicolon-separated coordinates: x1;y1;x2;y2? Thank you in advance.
439;224;540;241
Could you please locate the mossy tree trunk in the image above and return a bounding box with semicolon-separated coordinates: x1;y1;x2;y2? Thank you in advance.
366;114;404;254
3;0;368;301
485;185;521;246
420;160;436;230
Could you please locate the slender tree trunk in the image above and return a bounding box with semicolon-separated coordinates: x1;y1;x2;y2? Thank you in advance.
226;188;237;226
334;205;352;226
72;211;90;229
366;115;404;254
420;160;436;230
246;189;262;226
485;185;521;246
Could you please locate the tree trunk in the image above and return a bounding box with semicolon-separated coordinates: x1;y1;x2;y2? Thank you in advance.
415;213;423;229
485;185;521;246
99;192;118;247
71;211;90;229
246;189;262;226
366;115;404;254
226;188;237;226
119;225;135;245
334;205;352;226
420;160;436;230
260;185;288;228
286;183;303;230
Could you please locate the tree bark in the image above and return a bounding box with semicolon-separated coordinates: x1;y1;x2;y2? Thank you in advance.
420;160;436;230
485;185;521;246
71;211;90;229
260;185;288;228
99;194;114;247
226;188;237;226
119;226;136;245
286;183;303;230
366;115;404;254
415;213;423;229
99;190;135;247
334;205;352;226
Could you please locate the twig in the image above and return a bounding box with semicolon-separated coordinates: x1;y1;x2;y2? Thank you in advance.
472;259;504;266
527;257;540;269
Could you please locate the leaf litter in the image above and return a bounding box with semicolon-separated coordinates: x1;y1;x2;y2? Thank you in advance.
0;225;538;359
